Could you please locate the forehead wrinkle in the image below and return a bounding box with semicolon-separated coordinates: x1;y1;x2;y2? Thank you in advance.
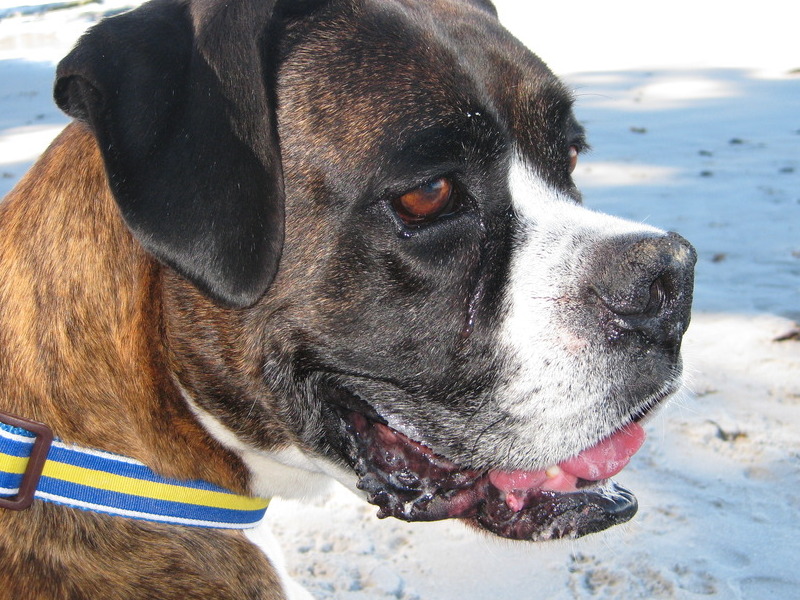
277;2;496;179
277;0;572;200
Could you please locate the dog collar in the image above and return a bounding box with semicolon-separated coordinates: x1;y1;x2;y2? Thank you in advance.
0;412;269;529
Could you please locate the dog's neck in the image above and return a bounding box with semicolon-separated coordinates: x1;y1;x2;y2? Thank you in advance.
0;122;249;495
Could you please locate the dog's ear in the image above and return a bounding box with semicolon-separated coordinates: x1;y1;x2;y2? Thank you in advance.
54;0;319;307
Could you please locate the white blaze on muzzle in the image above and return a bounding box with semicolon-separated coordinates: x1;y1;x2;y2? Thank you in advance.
494;156;667;466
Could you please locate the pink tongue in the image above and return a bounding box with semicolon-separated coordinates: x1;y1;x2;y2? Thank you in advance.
489;423;646;510
560;422;646;480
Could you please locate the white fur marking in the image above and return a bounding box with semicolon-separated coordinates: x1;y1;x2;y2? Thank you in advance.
493;156;668;466
246;523;315;600
179;386;358;500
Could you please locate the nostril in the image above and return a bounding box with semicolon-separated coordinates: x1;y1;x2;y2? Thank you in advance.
593;267;673;319
644;275;668;317
596;269;675;320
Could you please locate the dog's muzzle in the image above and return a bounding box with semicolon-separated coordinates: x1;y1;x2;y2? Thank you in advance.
323;408;641;542
315;230;696;542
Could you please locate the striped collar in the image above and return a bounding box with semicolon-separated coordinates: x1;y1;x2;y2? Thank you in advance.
0;411;269;529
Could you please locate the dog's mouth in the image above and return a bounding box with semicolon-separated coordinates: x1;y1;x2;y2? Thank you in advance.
330;405;645;541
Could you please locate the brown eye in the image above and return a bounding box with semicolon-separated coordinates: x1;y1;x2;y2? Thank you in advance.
568;145;579;174
393;178;455;225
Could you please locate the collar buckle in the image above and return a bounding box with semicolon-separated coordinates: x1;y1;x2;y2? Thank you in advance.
0;411;54;510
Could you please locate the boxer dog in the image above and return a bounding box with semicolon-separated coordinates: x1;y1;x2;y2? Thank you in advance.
0;0;696;597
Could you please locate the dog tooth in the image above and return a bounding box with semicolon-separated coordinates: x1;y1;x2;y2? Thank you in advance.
546;465;562;478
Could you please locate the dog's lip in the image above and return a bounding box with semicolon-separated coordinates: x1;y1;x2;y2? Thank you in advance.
487;421;645;508
336;408;644;541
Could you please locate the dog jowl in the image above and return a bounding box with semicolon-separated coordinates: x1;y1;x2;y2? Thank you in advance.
4;0;696;586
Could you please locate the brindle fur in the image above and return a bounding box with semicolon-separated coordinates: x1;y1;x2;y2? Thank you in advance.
0;124;282;599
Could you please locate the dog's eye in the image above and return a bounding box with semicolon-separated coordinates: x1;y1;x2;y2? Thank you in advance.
569;145;579;174
393;178;455;225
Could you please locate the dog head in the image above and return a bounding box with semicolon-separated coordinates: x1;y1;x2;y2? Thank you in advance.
55;0;696;541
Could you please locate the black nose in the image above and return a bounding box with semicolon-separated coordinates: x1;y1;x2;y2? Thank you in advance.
591;232;697;348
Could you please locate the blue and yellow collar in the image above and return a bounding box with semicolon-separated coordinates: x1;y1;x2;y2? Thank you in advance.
0;411;269;529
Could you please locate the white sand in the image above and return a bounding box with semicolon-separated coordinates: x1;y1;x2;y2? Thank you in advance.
1;1;798;598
